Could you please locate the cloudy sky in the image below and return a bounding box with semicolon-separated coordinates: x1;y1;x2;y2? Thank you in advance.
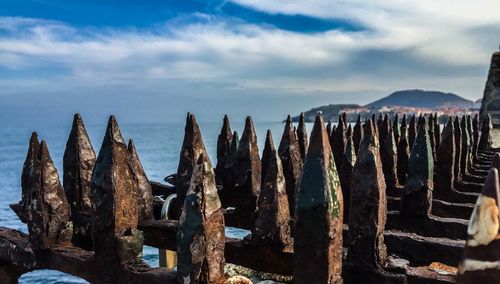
1;0;499;123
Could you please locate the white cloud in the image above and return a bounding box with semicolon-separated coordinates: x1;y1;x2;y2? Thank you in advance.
0;3;498;108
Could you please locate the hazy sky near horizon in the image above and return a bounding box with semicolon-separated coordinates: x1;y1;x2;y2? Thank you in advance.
1;0;499;123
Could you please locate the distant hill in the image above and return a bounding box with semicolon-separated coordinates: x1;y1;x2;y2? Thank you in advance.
290;89;474;122
366;89;473;108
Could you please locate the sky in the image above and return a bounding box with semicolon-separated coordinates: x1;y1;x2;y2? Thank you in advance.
0;0;499;123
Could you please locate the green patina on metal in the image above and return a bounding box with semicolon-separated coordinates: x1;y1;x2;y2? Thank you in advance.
328;153;341;218
296;152;326;209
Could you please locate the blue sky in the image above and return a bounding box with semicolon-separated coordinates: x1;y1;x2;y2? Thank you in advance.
0;0;499;123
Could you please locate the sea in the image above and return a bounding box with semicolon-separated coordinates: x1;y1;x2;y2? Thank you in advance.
0;118;290;283
2;118;499;283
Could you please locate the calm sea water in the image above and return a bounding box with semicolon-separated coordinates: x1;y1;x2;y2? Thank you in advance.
0;118;291;283
2;118;499;283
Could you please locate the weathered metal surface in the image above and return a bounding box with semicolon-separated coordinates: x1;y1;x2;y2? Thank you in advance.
216;115;233;186
353;114;363;155
19;132;40;218
434;114;441;151
231;116;261;199
91;116;142;264
398;115;410;185
62;114;95;248
454;116;463;184
478;114;492;152
408;114;417;150
428;114;436;162
326;120;333;137
460;116;471;177
176;113;209;217
472;114;480;162
224;131;239;179
297;112;308;161
379;113;389;146
128;139;154;221
345;118;405;282
394;113;401;145
339;129;356;222
63;113;96;213
27;140;73;249
177;154;226;284
434;118;455;197
332;114;346;170
401;117;434;217
466;116;474;171
224;116;261;229
278;116;303;216
382;124;400;193
0;227;176;283
385;230;464;267
457;168;500;283
253;130;292;249
294;114;343;284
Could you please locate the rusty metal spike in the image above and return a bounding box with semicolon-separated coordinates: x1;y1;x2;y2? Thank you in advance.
377;113;383;130
215;115;233;186
91;116;142;264
20;132;40;213
261;129;274;184
435;118;455;195
460;116;470;176
478;114;492;152
128;139;154;221
63;114;96;212
297;112;308;161
381;124;399;192
393;113;400;145
466;115;474;171
401;117;434;217
342;112;347;128
326;120;332;137
176;113;209;215
428;114;436;161
224;116;262;229
278;116;303;217
409;114;417;150
225;131;239;171
177;153;226;284
472;114;479;161
340;131;356;223
294;114;343;284
234;116;261;198
332;116;346;170
434;113;441;150
454;116;462;184
346;118;391;275
28;140;73;249
346;123;352;139
379;113;389;145
397;121;409;185
353;114;363;155
457;168;500;283
401;113;407;128
253;130;292;249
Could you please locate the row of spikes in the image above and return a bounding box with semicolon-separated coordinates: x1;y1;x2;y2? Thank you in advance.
16;110;496;283
18;115;154;265
208;111;492;227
